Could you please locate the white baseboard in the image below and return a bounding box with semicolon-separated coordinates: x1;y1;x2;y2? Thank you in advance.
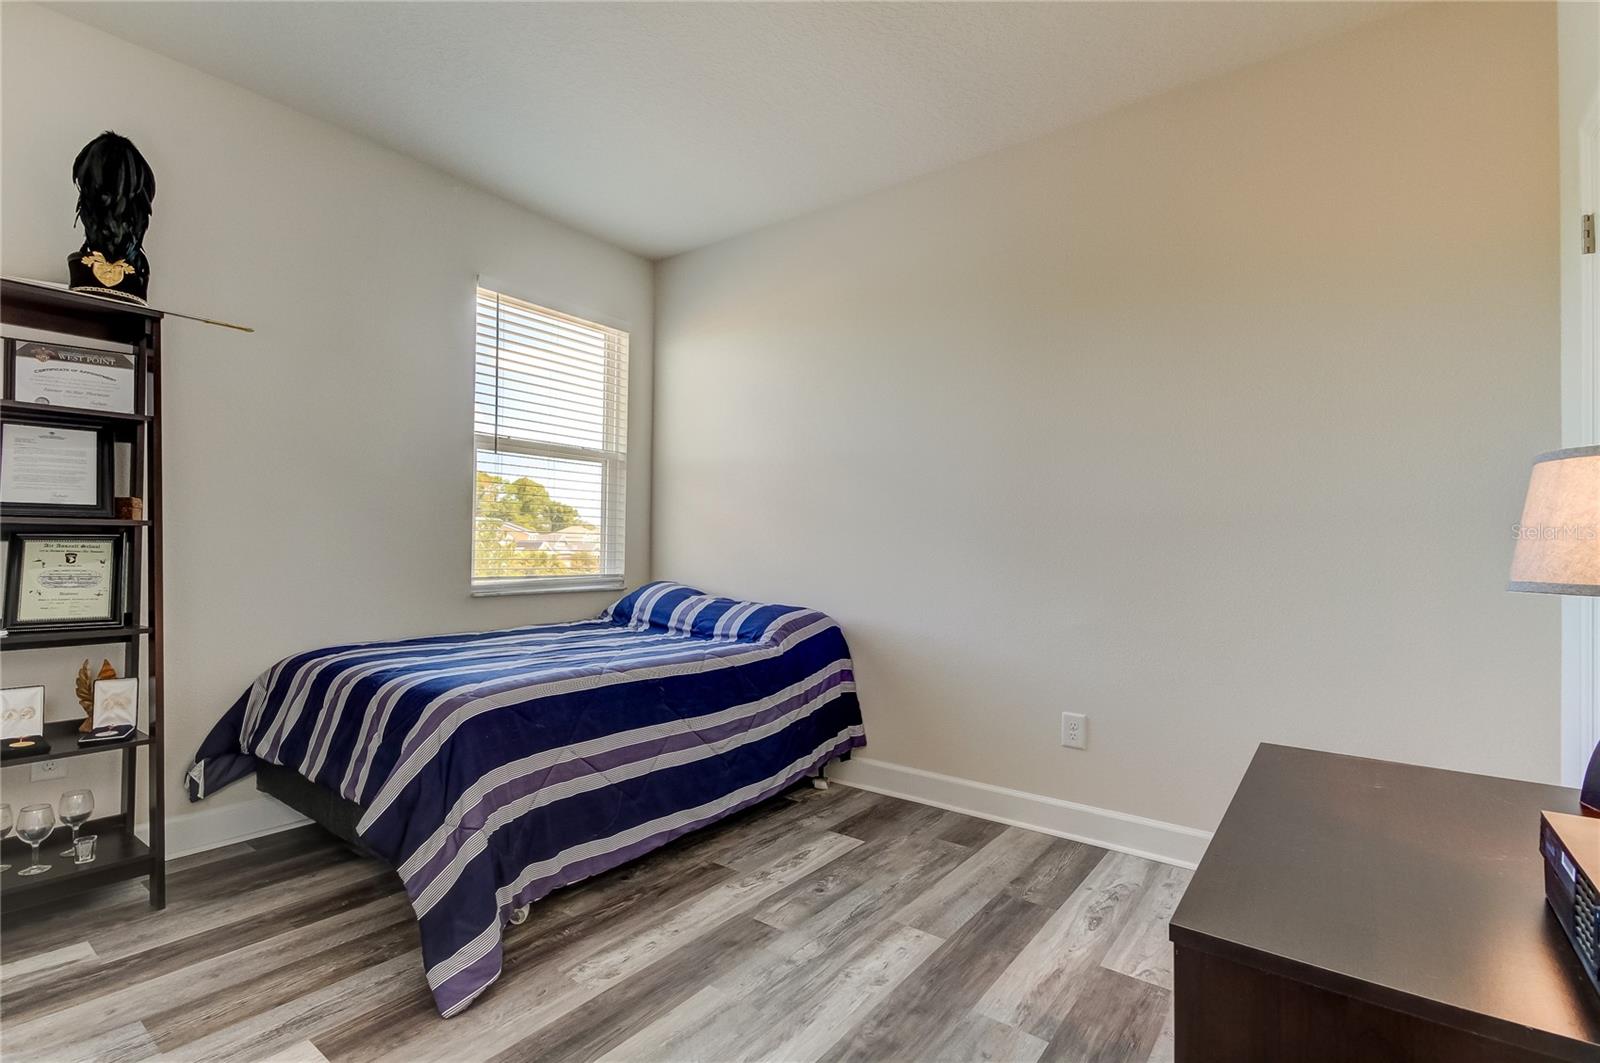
147;797;310;860
148;761;1212;869
828;756;1211;869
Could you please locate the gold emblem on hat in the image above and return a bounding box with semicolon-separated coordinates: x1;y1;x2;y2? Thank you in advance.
80;251;135;288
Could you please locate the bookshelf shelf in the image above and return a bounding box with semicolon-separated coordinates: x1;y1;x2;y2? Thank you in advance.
0;277;166;912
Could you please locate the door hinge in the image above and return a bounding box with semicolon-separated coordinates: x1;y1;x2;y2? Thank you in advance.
1585;213;1596;255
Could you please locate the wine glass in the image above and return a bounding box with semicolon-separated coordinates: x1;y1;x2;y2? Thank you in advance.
58;790;94;857
15;804;55;877
0;803;12;873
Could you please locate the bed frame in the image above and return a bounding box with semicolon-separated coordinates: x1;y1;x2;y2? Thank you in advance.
256;761;379;859
255;750;850;868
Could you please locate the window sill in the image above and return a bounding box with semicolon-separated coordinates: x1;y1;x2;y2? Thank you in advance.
470;577;625;598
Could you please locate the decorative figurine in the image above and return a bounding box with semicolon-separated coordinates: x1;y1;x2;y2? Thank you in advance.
76;658;117;733
66;132;155;304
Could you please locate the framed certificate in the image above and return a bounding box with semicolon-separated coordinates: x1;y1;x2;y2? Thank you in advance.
4;533;124;629
7;339;138;414
0;418;113;516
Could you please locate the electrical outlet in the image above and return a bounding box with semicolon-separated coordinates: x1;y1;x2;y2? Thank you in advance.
1060;712;1088;750
30;759;66;782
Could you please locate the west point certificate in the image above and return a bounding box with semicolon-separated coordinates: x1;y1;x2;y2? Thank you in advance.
11;537;118;624
0;423;100;507
11;341;136;413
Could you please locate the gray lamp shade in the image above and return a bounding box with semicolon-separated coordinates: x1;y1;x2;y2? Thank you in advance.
1508;444;1600;595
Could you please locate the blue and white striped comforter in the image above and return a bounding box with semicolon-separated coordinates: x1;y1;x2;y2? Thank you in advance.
187;581;866;1016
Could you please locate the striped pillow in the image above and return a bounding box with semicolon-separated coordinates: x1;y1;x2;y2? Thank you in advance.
602;581;821;644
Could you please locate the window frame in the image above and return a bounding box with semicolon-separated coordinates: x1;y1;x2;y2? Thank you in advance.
469;287;628;597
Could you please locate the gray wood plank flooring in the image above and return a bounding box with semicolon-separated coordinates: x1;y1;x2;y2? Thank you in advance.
0;786;1188;1063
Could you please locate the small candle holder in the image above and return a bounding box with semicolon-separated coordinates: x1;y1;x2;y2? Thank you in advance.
73;834;97;865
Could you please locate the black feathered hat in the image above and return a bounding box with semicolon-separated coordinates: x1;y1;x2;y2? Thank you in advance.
66;131;155;304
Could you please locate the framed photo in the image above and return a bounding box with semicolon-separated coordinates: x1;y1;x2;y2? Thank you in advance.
7;338;138;414
92;677;138;730
3;533;125;629
0;685;44;741
0;416;114;516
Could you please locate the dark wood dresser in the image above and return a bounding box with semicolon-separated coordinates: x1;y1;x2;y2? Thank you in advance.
1169;744;1600;1062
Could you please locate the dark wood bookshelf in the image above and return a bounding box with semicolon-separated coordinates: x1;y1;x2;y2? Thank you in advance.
0;277;159;344
0;277;166;911
0;815;154;913
0;399;152;425
0;515;150;528
0;625;150;649
20;718;153;759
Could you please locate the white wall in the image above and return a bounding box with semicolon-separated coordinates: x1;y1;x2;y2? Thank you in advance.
653;3;1562;855
1558;1;1600;786
0;4;654;853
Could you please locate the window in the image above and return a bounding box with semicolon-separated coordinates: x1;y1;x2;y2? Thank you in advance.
473;287;628;592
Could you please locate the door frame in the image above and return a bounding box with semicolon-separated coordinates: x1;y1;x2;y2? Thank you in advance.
1562;89;1600;788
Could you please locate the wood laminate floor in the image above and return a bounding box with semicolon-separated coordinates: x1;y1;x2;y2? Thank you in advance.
0;785;1188;1063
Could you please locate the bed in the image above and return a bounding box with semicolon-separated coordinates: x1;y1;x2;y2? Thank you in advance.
187;581;865;1017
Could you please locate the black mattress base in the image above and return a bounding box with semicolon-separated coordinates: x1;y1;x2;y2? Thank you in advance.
255;749;853;867
256;761;382;861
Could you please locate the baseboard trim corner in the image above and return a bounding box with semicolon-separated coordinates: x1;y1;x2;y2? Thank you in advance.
829;756;1211;869
155;797;310;860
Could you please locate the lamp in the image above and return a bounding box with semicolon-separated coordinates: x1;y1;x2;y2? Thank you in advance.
1509;444;1600;811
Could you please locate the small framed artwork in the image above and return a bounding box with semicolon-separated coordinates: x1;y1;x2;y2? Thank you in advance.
92;677;137;730
3;533;125;630
7;339;138;414
0;416;114;517
1;685;48;758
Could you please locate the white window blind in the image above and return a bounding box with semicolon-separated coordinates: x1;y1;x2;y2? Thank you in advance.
473;287;628;591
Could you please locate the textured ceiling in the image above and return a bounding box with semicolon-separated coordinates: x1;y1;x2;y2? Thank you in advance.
56;2;1397;258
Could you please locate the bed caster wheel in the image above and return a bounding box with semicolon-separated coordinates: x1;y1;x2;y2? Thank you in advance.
508;904;530;926
812;777;830;791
